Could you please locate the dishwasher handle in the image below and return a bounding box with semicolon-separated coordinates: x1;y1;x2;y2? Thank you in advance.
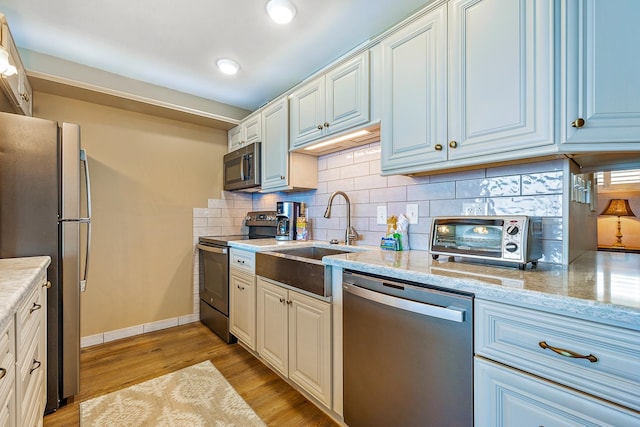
196;244;228;254
343;282;466;323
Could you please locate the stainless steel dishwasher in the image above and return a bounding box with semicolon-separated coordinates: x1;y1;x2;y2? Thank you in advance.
342;270;473;427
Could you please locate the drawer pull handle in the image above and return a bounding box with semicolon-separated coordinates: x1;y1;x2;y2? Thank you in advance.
30;359;42;374
0;368;5;380
539;341;598;363
30;303;42;314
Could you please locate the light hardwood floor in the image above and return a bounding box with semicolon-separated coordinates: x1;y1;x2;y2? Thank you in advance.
43;322;338;426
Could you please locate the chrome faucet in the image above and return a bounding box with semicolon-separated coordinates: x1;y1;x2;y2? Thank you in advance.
324;191;358;245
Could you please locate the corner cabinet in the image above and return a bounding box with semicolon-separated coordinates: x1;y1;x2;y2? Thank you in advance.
227;111;261;152
256;277;332;408
229;249;256;351
381;0;555;175
559;0;640;150
290;52;370;149
261;96;317;193
475;299;640;425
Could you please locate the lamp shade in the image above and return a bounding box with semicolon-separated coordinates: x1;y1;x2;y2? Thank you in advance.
600;199;636;217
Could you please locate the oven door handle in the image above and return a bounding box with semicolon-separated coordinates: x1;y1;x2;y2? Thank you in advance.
343;282;465;323
197;244;228;254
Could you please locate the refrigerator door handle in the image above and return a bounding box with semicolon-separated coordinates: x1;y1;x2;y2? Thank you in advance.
80;149;92;292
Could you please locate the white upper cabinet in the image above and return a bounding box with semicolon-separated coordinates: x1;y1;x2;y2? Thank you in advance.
380;5;448;172
0;18;33;116
381;0;555;175
227;110;262;152
290;52;370;149
261;96;318;193
559;0;640;150
261;96;290;191
447;0;554;160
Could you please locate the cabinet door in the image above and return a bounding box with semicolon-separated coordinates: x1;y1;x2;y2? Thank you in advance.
325;53;370;136
448;0;554;161
560;0;640;148
229;270;256;350
261;97;290;191
288;291;332;407
475;358;640;426
228;125;242;152
243;113;262;145
256;278;288;377
380;5;448;174
290;76;325;148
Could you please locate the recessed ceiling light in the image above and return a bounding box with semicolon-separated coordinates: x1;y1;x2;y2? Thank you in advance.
217;58;240;75
266;0;297;25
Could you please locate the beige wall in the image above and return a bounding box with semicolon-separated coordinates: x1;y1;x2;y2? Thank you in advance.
34;92;228;336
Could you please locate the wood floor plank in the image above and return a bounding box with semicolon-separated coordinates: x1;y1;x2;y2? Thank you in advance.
43;322;338;426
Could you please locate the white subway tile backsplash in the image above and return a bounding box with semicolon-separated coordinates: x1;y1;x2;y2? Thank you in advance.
318;167;341;182
354;174;387;190
327;178;355;193
407;182;455;201
340;161;371;179
486;159;564;177
522;171;563;195
370;187;407;203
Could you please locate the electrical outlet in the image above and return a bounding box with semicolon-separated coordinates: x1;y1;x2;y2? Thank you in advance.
377;206;387;225
406;204;418;224
462;202;487;216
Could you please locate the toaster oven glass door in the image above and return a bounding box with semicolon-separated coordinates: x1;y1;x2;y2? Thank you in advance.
431;219;504;258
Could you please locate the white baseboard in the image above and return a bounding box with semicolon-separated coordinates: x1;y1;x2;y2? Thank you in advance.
81;314;199;348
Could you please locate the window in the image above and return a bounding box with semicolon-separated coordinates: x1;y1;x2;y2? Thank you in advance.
596;169;640;193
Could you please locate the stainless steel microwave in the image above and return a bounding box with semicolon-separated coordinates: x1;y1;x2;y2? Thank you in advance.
223;142;261;191
429;216;543;268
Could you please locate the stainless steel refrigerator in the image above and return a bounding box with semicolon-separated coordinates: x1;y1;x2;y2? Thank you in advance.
0;111;91;413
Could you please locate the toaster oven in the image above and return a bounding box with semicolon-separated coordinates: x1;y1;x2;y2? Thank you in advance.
429;216;543;269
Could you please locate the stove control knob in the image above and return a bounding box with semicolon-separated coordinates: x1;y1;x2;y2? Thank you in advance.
505;242;518;253
506;225;519;235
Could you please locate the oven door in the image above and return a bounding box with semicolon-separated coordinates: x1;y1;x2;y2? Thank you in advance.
197;243;229;315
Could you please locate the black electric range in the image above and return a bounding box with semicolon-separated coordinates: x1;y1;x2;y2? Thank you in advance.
197;211;276;343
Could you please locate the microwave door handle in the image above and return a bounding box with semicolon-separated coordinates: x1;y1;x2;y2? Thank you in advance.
246;154;252;180
240;153;246;181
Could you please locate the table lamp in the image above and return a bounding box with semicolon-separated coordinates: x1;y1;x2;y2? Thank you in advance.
600;199;636;247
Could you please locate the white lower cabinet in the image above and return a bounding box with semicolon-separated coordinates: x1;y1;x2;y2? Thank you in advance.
475;358;639;426
475;299;640;426
229;269;256;351
0;319;16;427
256;277;331;408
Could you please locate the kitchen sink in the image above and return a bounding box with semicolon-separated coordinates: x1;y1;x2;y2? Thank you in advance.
255;246;354;297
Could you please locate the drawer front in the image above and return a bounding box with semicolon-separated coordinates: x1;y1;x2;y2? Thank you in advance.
16;283;44;349
475;358;640;426
0;320;15;427
230;249;255;273
475;299;640;411
17;327;44;424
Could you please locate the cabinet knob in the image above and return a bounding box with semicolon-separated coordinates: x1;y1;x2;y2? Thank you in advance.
30;302;42;314
571;118;585;128
279;298;286;304
20;92;30;102
0;368;5;380
449;140;458;149
435;144;443;151
280;176;285;180
43;281;52;289
317;125;324;130
286;300;293;305
324;122;330;128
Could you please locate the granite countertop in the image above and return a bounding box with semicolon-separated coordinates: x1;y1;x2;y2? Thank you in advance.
0;256;51;332
228;239;640;331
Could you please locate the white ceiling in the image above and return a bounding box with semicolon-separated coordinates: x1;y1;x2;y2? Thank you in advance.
0;0;431;111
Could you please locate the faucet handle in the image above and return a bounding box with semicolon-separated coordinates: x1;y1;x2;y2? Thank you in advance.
347;227;359;245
